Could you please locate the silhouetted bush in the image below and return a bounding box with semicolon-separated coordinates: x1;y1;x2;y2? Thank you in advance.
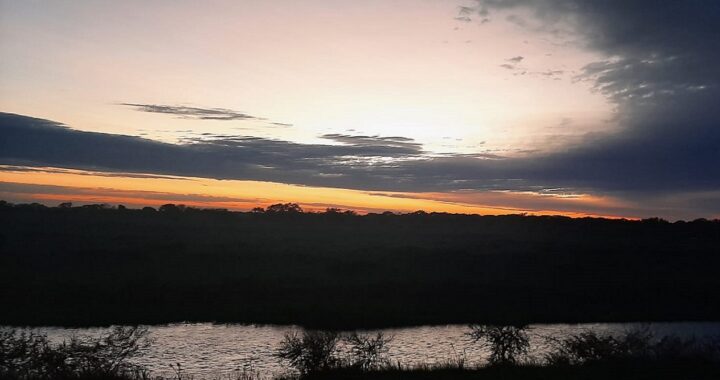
0;327;151;379
343;332;393;370
275;331;341;375
544;327;652;365
543;326;720;366
0;329;54;378
467;325;529;365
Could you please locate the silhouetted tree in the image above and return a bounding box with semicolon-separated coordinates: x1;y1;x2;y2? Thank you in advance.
325;208;358;216
58;202;72;209
81;204;110;210
159;204;186;213
266;203;303;214
16;203;46;210
642;217;669;224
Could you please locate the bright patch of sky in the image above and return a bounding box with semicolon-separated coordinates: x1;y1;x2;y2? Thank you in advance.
0;0;612;157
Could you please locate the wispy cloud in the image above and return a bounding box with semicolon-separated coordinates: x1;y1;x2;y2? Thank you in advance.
121;103;259;121
120;103;292;127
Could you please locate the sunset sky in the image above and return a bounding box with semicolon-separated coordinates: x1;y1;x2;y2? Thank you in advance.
2;0;719;220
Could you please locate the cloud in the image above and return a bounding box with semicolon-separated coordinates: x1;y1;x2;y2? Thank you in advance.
3;1;720;218
121;103;260;121
455;1;720;205
0;110;714;193
539;69;563;77
0;181;258;204
120;103;293;128
0;165;188;180
500;57;564;78
454;5;474;22
0;112;426;191
2;110;720;218
320;134;422;154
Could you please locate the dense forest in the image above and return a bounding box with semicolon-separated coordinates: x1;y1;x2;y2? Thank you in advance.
1;201;719;328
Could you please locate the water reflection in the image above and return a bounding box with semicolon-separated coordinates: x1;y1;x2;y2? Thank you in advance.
20;322;720;378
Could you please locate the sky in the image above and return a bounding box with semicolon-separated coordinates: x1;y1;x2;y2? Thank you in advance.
1;0;719;220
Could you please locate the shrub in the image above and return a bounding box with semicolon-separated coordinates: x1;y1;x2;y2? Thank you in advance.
0;329;53;378
274;331;341;375
0;326;151;379
467;325;529;365
343;332;393;370
58;326;152;377
545;326;654;365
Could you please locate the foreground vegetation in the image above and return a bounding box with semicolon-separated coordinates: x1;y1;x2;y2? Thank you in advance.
288;363;720;380
1;201;720;328
0;327;151;380
1;325;719;379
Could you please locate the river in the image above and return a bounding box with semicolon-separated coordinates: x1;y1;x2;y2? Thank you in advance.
10;322;720;378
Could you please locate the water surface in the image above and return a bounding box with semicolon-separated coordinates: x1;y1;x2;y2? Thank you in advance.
16;322;720;378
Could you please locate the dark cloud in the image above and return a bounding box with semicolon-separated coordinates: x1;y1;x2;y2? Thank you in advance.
454;5;474;22
0;112;426;191
121;103;260;121
0;112;529;193
0;165;188;180
121;103;293;128
539;69;563;77
320;134;422;154
507;56;524;63
456;0;720;208
2;110;720;218
505;14;527;28
0;181;259;204
458;6;474;15
2;107;718;195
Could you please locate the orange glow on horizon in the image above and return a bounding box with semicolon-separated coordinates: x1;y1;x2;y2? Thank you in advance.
0;165;634;219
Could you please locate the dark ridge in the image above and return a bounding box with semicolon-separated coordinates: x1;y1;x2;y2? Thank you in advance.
1;201;719;329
